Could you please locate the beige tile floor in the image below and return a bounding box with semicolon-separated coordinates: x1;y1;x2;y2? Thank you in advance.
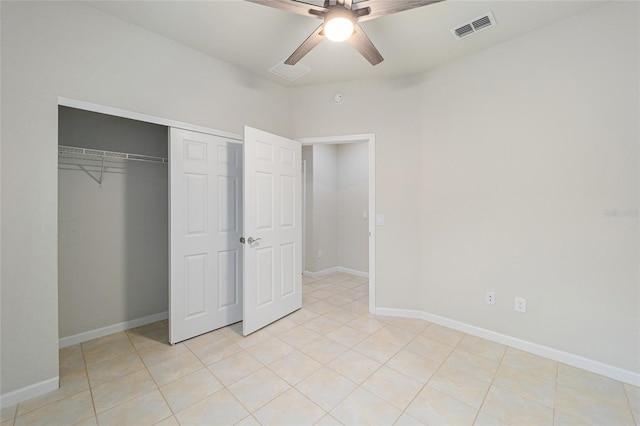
3;272;638;425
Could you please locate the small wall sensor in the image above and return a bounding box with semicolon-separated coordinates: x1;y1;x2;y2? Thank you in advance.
334;93;344;104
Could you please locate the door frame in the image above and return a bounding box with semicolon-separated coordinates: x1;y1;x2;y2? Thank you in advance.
295;134;376;314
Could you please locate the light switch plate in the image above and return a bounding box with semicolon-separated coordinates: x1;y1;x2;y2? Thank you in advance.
376;214;385;226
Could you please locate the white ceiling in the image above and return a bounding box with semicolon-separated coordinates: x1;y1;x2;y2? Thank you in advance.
86;0;605;87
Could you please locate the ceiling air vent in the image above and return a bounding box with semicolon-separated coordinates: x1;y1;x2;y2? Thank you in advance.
269;60;311;82
454;24;474;38
452;12;496;40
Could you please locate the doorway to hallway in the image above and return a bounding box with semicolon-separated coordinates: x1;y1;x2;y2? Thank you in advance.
297;134;376;314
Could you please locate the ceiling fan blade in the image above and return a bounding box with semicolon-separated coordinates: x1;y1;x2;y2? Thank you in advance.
285;24;325;65
347;22;383;65
245;0;327;18
353;0;443;22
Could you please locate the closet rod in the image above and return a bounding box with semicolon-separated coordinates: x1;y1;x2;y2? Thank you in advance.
58;145;168;164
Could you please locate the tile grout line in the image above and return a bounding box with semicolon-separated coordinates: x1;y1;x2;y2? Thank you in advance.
472;341;508;425
93;326;174;421
91;332;154;420
415;328;480;421
140;323;228;423
621;380;637;422
354;320;445;423
81;339;99;424
152;339;183;424
386;322;441;424
247;336;337;420
170;334;248;421
552;354;560;425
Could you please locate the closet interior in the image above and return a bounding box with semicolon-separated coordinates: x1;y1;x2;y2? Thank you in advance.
58;106;169;343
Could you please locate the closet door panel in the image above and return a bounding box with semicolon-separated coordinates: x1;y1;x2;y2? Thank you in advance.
218;249;239;308
184;254;207;318
217;176;238;233
170;128;243;344
185;173;208;236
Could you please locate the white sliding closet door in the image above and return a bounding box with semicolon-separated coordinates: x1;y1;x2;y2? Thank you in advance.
169;128;243;344
242;126;302;336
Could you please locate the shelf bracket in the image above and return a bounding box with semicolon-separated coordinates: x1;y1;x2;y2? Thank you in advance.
98;155;105;187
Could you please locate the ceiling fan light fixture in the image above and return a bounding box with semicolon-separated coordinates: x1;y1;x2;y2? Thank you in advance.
325;17;354;42
251;0;443;66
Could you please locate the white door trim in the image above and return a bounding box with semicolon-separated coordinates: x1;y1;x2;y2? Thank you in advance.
295;134;376;315
301;159;307;275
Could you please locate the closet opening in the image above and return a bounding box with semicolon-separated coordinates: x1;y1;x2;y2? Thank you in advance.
58;106;170;348
298;135;376;314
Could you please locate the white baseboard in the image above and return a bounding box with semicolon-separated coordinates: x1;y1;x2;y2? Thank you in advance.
374;307;640;387
59;311;168;348
304;268;339;279
304;266;369;279
335;267;369;278
0;376;58;409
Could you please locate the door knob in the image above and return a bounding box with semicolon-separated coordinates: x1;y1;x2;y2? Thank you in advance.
247;237;262;244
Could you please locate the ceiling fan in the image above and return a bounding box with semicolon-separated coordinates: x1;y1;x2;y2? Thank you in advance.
246;0;443;66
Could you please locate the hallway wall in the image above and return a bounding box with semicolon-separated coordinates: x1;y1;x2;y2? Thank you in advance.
304;143;369;275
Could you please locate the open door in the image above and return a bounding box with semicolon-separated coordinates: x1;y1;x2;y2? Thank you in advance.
169;128;243;344
242;126;302;335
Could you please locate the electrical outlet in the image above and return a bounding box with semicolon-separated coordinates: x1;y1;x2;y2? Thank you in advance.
485;291;495;305
515;297;527;313
317;249;323;259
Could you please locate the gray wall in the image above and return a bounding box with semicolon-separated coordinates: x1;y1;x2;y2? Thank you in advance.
302;146;315;272
58;107;168;338
1;1;289;397
304;143;369;274
417;2;639;374
311;144;339;272
337;143;368;273
291;2;639;374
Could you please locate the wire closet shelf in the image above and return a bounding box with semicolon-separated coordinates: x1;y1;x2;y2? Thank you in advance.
58;145;168;164
58;145;168;187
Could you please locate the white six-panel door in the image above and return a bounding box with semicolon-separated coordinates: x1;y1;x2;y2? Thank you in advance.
242;126;302;336
169;128;243;344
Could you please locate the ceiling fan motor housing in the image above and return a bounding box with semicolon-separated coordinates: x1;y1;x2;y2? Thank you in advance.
324;6;356;22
